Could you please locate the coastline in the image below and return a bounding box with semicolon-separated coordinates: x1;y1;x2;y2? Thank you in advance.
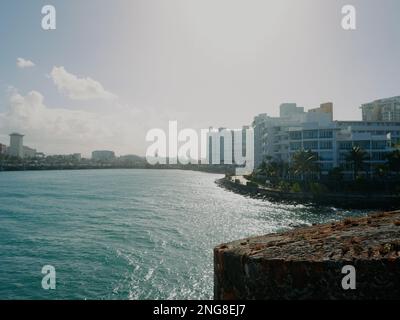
216;176;400;210
0;165;229;175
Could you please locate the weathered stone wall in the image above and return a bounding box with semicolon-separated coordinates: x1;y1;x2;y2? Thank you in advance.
214;211;400;300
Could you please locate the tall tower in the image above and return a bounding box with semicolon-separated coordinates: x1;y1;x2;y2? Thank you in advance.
9;133;24;158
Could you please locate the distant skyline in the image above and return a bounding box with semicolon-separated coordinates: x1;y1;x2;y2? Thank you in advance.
1;0;400;157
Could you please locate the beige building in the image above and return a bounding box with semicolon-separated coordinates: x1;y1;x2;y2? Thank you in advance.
308;102;333;121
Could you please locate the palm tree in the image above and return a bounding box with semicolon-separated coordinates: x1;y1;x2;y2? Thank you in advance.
257;157;286;179
374;163;389;179
264;161;278;178
329;167;343;182
257;160;268;176
291;149;319;181
345;146;368;180
269;160;288;179
386;149;400;175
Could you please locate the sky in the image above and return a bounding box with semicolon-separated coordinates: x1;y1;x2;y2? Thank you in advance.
0;0;399;156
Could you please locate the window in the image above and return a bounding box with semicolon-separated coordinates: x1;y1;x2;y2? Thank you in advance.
303;141;318;150
354;141;370;149
319;130;333;139
319;152;333;161
371;152;386;161
320;162;333;170
303;130;318;139
289;131;302;140
319;141;333;150
339;142;352;150
372;140;387;150
339;152;348;161
290;142;302;150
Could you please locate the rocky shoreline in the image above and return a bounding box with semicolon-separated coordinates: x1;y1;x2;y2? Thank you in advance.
216;177;400;210
214;210;400;300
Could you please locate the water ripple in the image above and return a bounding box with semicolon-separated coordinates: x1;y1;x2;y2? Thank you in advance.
0;169;369;299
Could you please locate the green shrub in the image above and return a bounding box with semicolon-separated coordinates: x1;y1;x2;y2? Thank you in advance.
246;181;259;188
309;182;329;194
278;181;291;192
290;182;302;193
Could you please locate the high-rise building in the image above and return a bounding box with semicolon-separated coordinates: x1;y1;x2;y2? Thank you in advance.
92;150;116;161
0;143;7;155
285;121;396;175
8;133;24;158
252;113;268;168
252;103;333;167
207;126;252;167
207;127;229;165
361;96;400;121
253;99;400;178
279;103;304;119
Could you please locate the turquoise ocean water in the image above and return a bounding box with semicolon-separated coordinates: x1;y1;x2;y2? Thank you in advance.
0;169;367;299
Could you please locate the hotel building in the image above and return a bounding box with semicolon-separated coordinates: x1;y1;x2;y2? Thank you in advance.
361;96;400;122
253;100;400;177
92;150;116;161
0;143;7;155
207;126;253;167
8;133;24;158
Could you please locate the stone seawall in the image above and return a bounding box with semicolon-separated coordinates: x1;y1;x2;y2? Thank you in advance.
214;211;400;300
217;177;400;210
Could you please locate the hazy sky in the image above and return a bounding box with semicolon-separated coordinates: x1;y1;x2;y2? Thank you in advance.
0;0;399;156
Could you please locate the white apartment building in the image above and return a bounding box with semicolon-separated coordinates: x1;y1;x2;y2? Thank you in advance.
8;133;24;158
253;102;333;168
0;143;7;155
286;122;396;175
5;133;41;159
92;150;116;161
253;100;400;177
361;96;400;122
207;126;251;166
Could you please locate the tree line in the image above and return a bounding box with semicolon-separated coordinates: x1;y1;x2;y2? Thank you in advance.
255;147;400;183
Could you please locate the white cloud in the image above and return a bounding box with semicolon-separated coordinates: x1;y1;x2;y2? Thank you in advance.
0;89;147;156
16;58;35;68
0;88;197;157
50;66;117;101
